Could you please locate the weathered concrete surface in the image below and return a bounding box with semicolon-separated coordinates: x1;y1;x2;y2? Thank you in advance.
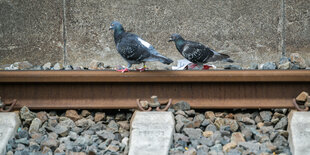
0;0;309;68
0;0;63;66
129;111;175;155
0;112;20;155
288;111;310;155
65;0;283;69
286;0;310;66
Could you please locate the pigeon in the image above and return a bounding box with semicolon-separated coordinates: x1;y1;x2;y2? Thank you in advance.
168;33;233;70
109;21;173;72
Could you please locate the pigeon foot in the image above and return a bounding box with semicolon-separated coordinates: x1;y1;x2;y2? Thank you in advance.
203;65;212;70
117;68;129;73
136;66;148;72
188;63;198;69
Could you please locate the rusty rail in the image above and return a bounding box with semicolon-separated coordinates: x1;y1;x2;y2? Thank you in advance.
0;70;309;109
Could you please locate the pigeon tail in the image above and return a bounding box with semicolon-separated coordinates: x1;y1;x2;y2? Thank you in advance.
219;53;234;63
208;52;233;63
145;55;173;65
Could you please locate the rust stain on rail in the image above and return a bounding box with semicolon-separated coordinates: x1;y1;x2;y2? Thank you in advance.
0;70;309;109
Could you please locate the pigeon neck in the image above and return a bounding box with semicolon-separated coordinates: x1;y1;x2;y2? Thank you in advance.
175;39;185;51
113;28;125;43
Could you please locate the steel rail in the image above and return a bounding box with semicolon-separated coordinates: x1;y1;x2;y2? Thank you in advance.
0;70;309;82
0;70;309;110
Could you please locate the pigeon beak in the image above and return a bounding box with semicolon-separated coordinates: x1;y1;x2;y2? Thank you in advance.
109;26;113;30
168;37;173;42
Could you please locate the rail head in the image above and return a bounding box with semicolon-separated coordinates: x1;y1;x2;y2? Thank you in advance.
0;70;309;82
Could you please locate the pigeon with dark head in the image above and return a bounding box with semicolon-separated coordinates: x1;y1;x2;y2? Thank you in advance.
168;33;233;69
109;21;173;72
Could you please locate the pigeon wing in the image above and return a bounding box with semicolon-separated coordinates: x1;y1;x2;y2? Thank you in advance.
116;33;151;62
182;41;214;64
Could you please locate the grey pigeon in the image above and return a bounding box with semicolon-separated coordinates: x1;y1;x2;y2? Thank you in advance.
109;21;173;72
168;33;233;69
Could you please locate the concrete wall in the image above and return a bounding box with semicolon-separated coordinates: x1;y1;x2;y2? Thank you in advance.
0;0;309;69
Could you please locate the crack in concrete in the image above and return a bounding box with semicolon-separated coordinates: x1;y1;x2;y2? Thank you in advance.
281;0;286;57
63;0;68;66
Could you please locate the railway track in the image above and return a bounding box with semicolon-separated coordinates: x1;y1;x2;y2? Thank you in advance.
0;70;309;110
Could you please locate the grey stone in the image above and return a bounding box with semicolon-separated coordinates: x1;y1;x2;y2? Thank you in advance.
290;63;300;70
173;101;191;111
274;117;288;130
278;62;291;70
201;119;210;127
234;113;255;125
52;63;63;70
183;128;203;139
20;106;36;124
197;145;209;155
273;135;288;147
262;62;277;70
68;131;78;141
210;144;223;152
41;136;58;149
290;53;307;69
205;111;216;122
227;149;242;155
175;114;190;124
98;142;107;150
205;124;217;132
175;122;184;133
29;142;40;152
184;148;197;155
15;138;29;145
224;64;242;70
64;65;73;70
37;111;48;123
193;114;205;128
174;133;189;142
58;118;76;129
18;61;33;70
94;112;106;122
175;110;187;116
279;57;290;64
0;112;20;155
75;118;95;128
260;111;273;123
117;121;130;130
129;111;174;155
17;129;29;139
88;60;105;70
238;141;260;153
270;131;278;141
274;109;288;115
108;120;119;132
115;113;126;121
288;111;310;155
199;137;214;147
226;119;239;132
54;124;69;137
31;65;43;70
29;118;42;134
81;110;91;117
42;62;52;70
185;110;196;116
97;130;115;140
15;143;25;151
89;122;104;131
74;135;91;146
